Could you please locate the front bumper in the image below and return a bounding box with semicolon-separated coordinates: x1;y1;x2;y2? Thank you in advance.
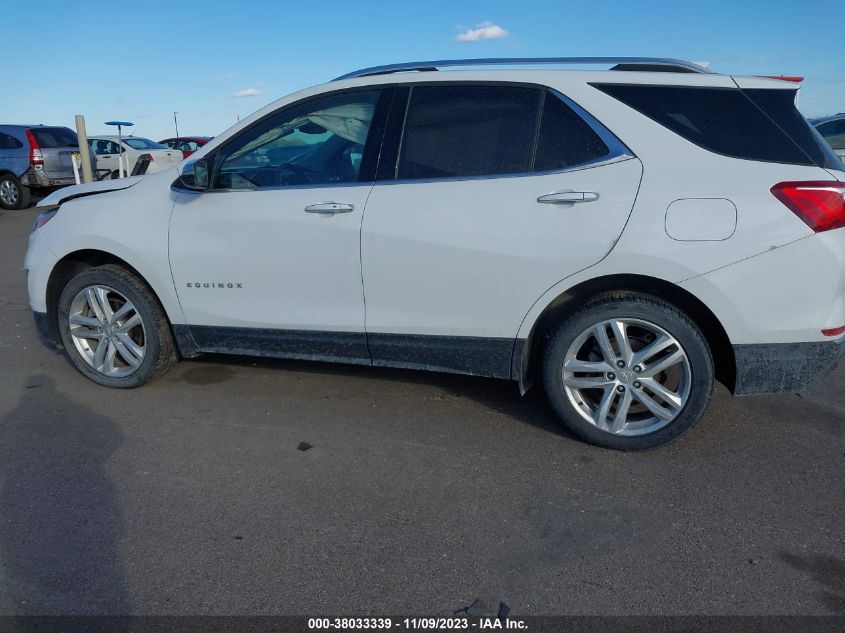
733;339;845;395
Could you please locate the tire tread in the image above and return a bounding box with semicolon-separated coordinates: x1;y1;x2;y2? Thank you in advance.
542;291;714;451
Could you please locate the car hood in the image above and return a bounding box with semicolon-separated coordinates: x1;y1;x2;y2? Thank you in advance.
37;176;144;207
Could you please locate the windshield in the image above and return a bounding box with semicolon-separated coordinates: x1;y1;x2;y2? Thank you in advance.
123;138;166;150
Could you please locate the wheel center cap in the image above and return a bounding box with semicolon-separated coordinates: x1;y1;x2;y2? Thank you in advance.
618;369;634;384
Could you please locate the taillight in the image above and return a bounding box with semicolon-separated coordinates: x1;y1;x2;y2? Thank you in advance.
771;181;845;233
24;128;44;167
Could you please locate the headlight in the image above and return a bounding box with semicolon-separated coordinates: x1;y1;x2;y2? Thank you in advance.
33;204;60;230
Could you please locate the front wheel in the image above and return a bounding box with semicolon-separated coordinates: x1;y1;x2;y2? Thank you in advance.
57;264;177;388
543;292;714;450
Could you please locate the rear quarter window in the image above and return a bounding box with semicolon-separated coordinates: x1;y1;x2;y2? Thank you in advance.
593;84;814;166
0;132;23;150
534;92;610;171
742;89;843;170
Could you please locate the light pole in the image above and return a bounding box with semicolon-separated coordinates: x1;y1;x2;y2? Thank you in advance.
105;120;134;178
173;111;180;137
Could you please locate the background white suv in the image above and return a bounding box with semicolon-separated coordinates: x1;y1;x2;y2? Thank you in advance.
24;57;845;450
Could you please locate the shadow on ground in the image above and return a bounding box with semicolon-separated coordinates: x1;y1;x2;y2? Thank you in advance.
780;551;845;613
0;376;130;616
174;353;574;440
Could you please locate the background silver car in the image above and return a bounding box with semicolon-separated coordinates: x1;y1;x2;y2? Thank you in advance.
0;124;94;210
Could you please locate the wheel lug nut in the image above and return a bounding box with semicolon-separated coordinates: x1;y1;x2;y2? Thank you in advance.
633;365;642;373
607;373;616;380
616;360;625;368
616;385;625;393
633;381;642;389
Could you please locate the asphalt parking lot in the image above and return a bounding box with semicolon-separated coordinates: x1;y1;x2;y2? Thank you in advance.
0;206;843;616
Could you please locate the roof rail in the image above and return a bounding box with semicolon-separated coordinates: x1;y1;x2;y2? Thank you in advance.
333;57;714;81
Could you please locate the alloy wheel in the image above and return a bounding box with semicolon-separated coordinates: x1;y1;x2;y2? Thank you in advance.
0;180;19;207
68;285;146;377
562;318;691;436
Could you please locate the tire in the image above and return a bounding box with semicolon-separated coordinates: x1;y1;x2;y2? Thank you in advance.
542;292;714;451
57;264;177;388
0;173;31;210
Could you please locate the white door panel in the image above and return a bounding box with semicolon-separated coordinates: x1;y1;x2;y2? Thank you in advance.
169;185;371;331
361;158;643;338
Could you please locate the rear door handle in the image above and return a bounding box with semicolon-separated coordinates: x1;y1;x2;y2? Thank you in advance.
537;191;600;204
304;202;354;214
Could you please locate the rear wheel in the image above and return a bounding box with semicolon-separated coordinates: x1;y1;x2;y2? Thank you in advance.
0;173;31;210
543;292;714;450
57;264;177;388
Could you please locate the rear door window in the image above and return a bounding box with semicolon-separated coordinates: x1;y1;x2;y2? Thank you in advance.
397;85;540;180
593;84;814;166
390;84;626;181
91;140;121;154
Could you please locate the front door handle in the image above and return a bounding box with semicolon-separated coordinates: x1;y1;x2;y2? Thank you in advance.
304;202;354;214
537;191;600;204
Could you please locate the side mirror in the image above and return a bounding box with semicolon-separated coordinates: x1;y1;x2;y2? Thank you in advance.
179;157;210;190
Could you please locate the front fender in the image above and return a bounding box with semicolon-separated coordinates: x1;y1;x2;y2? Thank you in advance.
36;176;186;326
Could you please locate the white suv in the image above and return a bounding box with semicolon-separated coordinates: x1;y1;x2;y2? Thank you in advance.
24;57;845;450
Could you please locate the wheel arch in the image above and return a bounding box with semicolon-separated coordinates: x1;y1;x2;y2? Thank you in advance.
515;273;736;394
45;249;175;346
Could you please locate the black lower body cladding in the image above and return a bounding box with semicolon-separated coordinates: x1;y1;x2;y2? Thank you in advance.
733;340;845;395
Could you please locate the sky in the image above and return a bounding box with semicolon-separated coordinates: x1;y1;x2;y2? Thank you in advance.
4;0;843;141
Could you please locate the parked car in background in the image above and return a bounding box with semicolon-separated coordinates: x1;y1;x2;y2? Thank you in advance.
811;114;845;162
0;125;95;210
159;136;212;159
88;136;183;179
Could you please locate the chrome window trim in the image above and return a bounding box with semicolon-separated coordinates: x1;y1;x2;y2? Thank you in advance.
375;154;636;187
171;154;637;194
171;180;377;194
